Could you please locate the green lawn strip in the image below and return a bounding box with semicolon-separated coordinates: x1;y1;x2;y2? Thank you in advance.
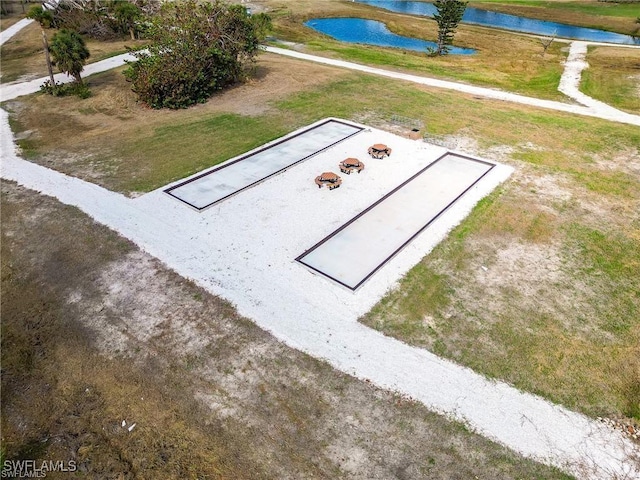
303;39;565;100
471;0;640;19
467;0;640;34
581;46;640;115
277;75;639;165
110;113;290;193
582;69;640;114
9;73;639;196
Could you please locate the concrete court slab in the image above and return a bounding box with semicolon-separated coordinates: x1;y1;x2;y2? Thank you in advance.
164;119;362;210
297;153;494;290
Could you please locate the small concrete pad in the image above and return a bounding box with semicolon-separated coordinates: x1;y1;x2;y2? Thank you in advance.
296;153;494;290
165;119;362;210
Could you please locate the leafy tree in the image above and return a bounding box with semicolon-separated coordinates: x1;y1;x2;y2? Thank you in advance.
27;5;57;88
113;1;142;40
49;29;91;84
124;0;270;109
432;0;467;55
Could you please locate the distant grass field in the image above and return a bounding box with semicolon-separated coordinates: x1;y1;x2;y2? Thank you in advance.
303;37;565;100
271;3;569;100
472;0;640;19
468;0;640;33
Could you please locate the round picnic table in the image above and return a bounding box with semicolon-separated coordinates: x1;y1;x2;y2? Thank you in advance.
339;158;365;174
368;144;392;158
343;158;361;167
315;172;342;189
319;172;339;181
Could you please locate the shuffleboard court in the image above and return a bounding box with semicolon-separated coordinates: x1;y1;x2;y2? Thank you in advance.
165;119;362;210
297;153;495;290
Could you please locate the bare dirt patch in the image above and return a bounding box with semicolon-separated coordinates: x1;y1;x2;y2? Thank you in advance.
1;180;572;479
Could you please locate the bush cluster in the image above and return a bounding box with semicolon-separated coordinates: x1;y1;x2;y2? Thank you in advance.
123;0;270;109
40;80;91;99
30;0;153;40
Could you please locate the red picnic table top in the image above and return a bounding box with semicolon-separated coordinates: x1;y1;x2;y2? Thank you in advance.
342;158;362;167
319;172;339;181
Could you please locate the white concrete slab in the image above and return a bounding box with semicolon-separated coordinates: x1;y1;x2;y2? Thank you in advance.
298;153;493;289
165;119;362;210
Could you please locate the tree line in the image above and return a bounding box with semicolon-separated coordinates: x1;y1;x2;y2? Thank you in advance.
27;0;271;107
25;0;468;106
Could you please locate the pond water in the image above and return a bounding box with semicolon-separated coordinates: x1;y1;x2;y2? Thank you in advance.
304;18;476;54
355;0;640;45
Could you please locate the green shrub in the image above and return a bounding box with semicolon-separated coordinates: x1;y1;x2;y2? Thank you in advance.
123;0;270;109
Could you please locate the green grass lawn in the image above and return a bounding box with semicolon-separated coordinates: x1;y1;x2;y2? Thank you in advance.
303;38;565;100
468;0;640;33
581;46;640;114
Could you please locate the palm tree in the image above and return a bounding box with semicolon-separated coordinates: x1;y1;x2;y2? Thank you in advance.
114;1;141;41
49;29;90;84
27;5;56;87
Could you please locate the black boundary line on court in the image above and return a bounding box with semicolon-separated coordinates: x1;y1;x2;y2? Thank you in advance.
296;152;496;291
164;119;364;211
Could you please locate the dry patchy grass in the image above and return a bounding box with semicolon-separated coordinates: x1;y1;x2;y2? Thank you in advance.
0;21;147;84
1;181;573;479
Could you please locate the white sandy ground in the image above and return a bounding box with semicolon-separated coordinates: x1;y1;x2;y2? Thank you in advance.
1;19;640;480
2;113;639;480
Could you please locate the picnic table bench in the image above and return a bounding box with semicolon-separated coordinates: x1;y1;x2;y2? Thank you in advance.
315;172;342;190
339;158;365;174
368;144;392;159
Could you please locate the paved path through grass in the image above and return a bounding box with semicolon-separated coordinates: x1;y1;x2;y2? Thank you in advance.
1;20;638;126
263;46;640;127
